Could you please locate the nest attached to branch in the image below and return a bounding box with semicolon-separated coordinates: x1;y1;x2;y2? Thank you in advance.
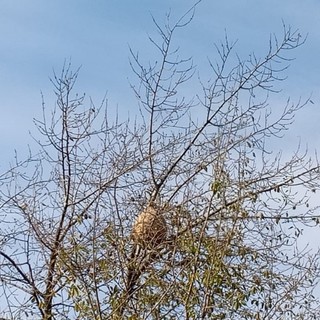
131;204;167;249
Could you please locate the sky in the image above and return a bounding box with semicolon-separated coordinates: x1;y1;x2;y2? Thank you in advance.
0;3;319;203
0;0;319;162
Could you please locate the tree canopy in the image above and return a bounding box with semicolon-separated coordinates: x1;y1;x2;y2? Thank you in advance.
0;3;320;320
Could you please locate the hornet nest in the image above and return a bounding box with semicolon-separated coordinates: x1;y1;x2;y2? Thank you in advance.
131;203;167;249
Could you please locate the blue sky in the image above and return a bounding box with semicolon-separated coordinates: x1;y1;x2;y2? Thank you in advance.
0;0;320;164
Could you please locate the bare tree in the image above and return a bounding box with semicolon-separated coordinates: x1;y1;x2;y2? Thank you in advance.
0;3;320;319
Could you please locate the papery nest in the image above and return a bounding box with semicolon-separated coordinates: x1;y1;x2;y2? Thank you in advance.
131;203;167;249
